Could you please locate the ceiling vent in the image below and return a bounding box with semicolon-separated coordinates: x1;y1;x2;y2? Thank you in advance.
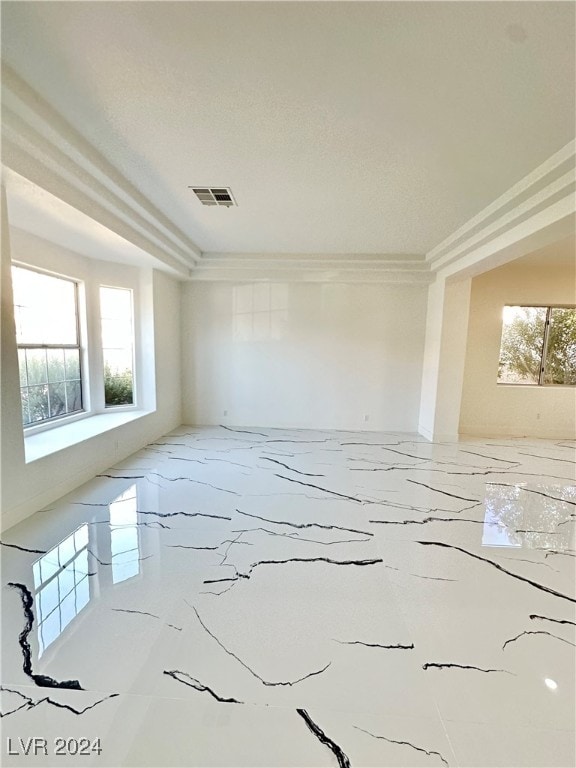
190;187;236;207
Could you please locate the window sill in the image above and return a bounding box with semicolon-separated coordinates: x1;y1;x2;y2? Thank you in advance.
496;383;575;388
24;410;152;464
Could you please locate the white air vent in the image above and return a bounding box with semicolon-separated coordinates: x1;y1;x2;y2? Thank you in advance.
190;187;236;207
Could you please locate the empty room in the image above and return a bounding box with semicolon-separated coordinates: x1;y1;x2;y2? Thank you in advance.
1;2;575;767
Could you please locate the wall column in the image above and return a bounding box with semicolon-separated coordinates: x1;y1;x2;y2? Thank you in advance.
1;185;26;523
418;274;471;442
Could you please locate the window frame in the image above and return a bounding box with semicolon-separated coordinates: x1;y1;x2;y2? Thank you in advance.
497;303;576;387
99;284;137;411
12;261;142;437
13;264;86;433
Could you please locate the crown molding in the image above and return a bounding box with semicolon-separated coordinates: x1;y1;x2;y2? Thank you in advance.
1;65;201;275
1;67;430;284
2;138;192;277
4;65;570;285
427;140;576;275
190;252;433;284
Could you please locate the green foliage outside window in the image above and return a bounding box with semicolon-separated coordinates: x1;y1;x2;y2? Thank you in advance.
19;348;82;425
498;306;576;386
104;364;133;406
544;308;576;384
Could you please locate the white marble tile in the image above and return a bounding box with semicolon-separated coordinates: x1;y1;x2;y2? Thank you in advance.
0;685;457;768
444;720;576;768
1;426;575;767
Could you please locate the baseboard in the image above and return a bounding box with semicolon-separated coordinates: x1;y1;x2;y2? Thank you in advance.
417;424;434;441
417;424;460;443
459;425;576;440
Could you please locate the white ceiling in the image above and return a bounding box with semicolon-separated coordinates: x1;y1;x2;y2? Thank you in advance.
512;233;576;271
1;1;575;256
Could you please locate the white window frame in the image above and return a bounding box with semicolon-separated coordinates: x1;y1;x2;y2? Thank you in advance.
13;263;88;436
99;284;137;412
12;260;143;438
497;304;576;387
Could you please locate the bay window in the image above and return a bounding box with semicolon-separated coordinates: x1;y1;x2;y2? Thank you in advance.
12;263;141;433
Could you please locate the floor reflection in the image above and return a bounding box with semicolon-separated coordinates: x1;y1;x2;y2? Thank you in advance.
32;525;90;656
109;485;140;584
482;483;575;550
31;484;142;656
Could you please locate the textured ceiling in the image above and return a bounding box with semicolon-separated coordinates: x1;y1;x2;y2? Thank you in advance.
1;1;575;255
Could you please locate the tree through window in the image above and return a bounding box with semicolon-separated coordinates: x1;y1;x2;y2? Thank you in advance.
100;286;134;406
12;266;83;425
498;306;576;386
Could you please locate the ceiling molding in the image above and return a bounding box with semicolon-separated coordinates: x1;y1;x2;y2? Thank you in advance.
3;63;571;285
439;197;576;282
190;252;433;284
1;65;201;274
426;140;576;274
2;140;191;277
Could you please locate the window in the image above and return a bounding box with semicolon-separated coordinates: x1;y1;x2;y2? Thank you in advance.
100;286;134;407
12;266;83;426
11;256;148;446
497;305;576;386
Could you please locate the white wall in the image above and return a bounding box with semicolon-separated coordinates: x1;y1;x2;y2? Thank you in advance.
182;280;427;432
0;223;182;532
459;240;576;439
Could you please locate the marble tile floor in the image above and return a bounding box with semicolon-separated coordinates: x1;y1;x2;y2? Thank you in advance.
1;426;575;768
